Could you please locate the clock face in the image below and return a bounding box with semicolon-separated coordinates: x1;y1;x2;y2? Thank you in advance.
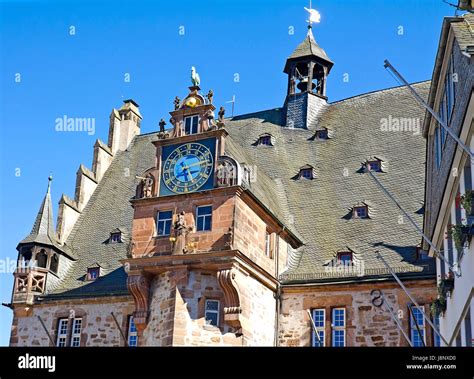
162;142;214;194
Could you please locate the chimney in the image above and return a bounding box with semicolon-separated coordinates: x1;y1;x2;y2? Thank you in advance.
108;99;142;154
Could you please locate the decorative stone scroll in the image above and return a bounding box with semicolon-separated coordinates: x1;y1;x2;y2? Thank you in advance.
217;269;242;328
127;272;152;333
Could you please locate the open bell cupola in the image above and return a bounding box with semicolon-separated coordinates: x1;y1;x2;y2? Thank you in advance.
284;25;333;98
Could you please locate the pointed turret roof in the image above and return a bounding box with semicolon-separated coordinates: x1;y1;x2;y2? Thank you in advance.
19;176;58;246
284;27;333;73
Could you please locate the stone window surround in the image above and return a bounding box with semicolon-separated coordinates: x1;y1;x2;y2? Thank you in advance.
197;289;225;330
309;305;350;347
51;308;88;347
155;209;173;238
195;204;213;233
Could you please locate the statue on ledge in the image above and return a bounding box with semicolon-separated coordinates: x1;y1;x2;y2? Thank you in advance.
171;211;193;255
174;96;180;110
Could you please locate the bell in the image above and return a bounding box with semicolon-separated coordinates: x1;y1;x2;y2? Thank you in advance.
297;77;316;92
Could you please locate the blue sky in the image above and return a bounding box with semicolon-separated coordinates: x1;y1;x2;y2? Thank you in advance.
0;0;455;346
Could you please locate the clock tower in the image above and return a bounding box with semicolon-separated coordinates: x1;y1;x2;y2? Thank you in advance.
124;72;299;345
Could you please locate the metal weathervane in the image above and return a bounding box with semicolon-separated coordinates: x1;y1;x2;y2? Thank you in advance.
304;1;321;27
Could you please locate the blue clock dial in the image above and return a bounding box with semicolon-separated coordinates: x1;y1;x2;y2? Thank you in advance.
162;143;214;194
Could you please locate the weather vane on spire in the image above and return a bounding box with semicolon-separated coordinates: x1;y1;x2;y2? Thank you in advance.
304;0;321;28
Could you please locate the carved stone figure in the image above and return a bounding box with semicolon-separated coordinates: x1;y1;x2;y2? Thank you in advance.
174;96;180;110
159;118;166;133
171;211;193;255
207;89;214;103
218;106;225;122
143;175;154;198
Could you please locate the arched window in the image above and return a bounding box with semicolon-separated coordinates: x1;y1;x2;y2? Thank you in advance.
20;248;32;267
36;249;48;268
50;254;59;273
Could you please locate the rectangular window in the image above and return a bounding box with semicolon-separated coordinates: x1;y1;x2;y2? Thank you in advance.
184;115;199;135
128;316;138;347
87;267;100;281
337;252;353;265
56;318;68;347
157;210;173;236
205;299;219;326
70;318;82;347
409;305;426;347
311;309;325;347
110;232;122;243
196;205;212;231
331;308;346;347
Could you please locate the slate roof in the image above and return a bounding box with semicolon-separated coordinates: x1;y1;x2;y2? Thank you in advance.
19;177;70;257
287;28;333;64
223;83;435;283
44;136;157;299
39;79;436;299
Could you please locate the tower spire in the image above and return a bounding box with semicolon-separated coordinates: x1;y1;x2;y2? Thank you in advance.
19;175;58;246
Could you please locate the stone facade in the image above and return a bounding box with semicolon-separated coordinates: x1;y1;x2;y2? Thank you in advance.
10;297;134;347
279;280;437;347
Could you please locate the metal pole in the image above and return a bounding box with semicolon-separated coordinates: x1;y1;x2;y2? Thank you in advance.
365;167;457;275
111;312;128;347
384;59;474;160
379;292;413;347
307;309;323;346
37;315;55;346
376;251;450;346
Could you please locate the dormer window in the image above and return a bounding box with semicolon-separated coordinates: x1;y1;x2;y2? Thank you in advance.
298;165;314;180
353;204;369;219
87;267;100;281
184;115;199;135
367;159;382;172
337;252;353;265
315;128;328;140
110;231;122;243
256;134;273;146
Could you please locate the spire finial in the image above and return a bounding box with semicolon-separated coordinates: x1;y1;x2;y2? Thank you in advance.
47;174;53;192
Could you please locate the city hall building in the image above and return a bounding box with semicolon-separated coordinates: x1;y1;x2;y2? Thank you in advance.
9;20;441;347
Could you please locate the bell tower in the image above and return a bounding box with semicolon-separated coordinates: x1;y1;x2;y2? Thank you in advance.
284;26;333;98
283;17;333;129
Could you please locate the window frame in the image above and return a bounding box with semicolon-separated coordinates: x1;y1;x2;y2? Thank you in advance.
56;318;69;347
127;315;138;347
331;307;346;347
258;135;272;146
110;232;122;243
315;128;328;140
87;267;100;281
196;205;213;232
204;299;220;327
70;318;82;347
300;168;313;180
336;252;353;266
353;205;368;219
409;305;426;347
184;115;199;135
367;160;381;172
311;308;326;347
156;210;173;237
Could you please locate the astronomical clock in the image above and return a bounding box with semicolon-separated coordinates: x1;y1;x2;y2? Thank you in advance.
159;138;216;196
